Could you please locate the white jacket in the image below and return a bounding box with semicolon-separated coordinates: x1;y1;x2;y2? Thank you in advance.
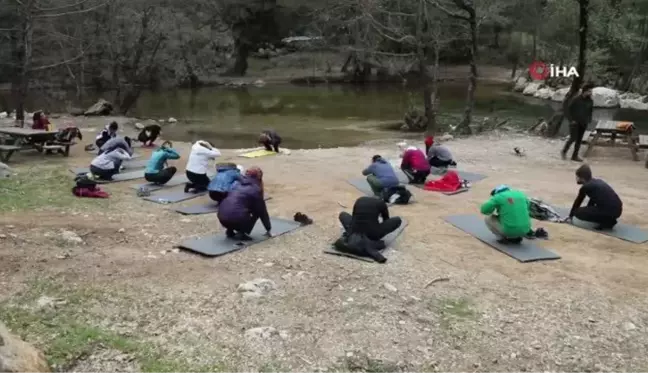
186;141;220;174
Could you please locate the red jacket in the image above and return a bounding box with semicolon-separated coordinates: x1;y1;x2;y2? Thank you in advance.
401;149;430;172
424;170;461;192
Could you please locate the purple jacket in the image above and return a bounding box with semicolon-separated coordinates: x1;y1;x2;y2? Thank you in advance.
217;176;271;231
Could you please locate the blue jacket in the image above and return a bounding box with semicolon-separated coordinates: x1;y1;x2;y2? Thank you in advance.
362;158;399;188
208;165;242;192
145;147;180;173
217;176;271;231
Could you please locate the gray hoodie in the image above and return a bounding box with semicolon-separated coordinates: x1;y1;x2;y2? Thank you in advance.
427;144;452;161
100;136;133;156
91;148;131;170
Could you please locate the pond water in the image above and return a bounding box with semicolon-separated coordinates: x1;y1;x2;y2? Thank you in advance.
5;82;647;149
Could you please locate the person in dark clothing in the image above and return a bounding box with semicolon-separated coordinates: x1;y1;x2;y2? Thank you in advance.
562;83;594;162
217;167;271;240
335;196;403;263
564;164;623;230
137;124;161;147
259;130;281;152
95;122;118;148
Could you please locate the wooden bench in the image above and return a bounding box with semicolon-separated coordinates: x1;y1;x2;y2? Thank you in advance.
584;120;639;161
0;145;25;162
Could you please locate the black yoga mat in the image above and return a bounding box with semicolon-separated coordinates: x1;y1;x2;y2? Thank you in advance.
323;219;408;263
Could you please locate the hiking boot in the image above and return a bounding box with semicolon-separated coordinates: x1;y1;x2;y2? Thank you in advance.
571;156;583;162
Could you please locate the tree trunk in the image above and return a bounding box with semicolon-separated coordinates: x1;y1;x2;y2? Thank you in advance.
456;11;478;135
546;0;589;137
14;4;33;125
229;40;249;76
119;89;142;114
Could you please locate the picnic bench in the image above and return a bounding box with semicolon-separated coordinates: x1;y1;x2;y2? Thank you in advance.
583;120;640;161
0;127;74;162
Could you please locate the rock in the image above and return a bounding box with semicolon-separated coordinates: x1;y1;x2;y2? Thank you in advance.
619;92;643;100
84;98;113;116
513;77;528;92
59;230;83;244
592;87;620;108
383;283;398;292
134;122;144;130
168;117;177;123
623;322;637;331
118;228;125;233
522;82;542;96
237;278;277;297
534;87;554;100
440;133;453;141
0;162;11;178
551;87;570;102
245;326;278;339
620;98;648;110
0;112;6;119
0;321;51;372
0;234;6;239
254;79;265;87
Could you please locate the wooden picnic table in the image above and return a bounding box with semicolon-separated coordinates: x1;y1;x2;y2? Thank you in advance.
0;127;72;162
583;120;639;161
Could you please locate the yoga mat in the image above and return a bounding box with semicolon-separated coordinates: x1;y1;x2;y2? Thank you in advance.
176;217;301;257
552;207;648;244
240;149;276;158
142;189;206;204
174;196;272;215
69;159;148;174
323;219;409;262
443;214;560;263
409;183;469;196
94;169;145;183
429;167;487;183
130;174;189;191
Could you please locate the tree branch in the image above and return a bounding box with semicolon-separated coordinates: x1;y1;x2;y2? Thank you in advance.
29;51;85;71
34;0;110;17
429;0;469;21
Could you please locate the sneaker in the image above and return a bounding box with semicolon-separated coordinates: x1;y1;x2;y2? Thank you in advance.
184;184;191;193
235;232;253;241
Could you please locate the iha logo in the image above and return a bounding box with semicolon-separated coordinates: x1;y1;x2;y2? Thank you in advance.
528;61;579;80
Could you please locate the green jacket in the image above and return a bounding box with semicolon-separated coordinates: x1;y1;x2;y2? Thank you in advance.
480;189;531;237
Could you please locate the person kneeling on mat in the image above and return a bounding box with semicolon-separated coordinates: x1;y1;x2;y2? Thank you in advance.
426;137;457;168
563;164;622;230
89;148;132;181
217;167;271;240
208;163;243;203
259;130;281;152
400;146;430;184
99;136;133;156
335;196;403;263
95;121;118;148
137;124;161;147
185;140;221;193
144;141;180;185
480;185;532;244
362;155;400;197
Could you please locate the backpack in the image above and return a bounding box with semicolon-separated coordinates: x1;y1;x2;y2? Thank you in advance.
384;185;412;205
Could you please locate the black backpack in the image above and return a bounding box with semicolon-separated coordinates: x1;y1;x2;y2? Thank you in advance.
383;186;412;204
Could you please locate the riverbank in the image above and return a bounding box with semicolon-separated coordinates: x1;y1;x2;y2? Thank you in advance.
2;133;648;371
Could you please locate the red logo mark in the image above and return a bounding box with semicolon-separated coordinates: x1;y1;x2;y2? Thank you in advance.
529;61;549;80
507;198;514;204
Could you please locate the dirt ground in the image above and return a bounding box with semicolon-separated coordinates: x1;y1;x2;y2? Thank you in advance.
2;127;648;372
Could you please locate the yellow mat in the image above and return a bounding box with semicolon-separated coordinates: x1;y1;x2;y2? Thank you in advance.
240;149;277;158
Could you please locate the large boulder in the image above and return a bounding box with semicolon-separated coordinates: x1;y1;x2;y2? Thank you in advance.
522;82;542;96
534;87;554;100
513;76;528;92
0;321;50;372
592;87;620;108
0;162;10;178
84;99;113;116
551;87;571;102
620;98;648;110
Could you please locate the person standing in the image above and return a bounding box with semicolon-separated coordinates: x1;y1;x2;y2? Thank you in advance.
562;83;594;162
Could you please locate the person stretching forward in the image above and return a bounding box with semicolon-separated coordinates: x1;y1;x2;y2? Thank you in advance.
480;184;532;244
563;164;622;230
